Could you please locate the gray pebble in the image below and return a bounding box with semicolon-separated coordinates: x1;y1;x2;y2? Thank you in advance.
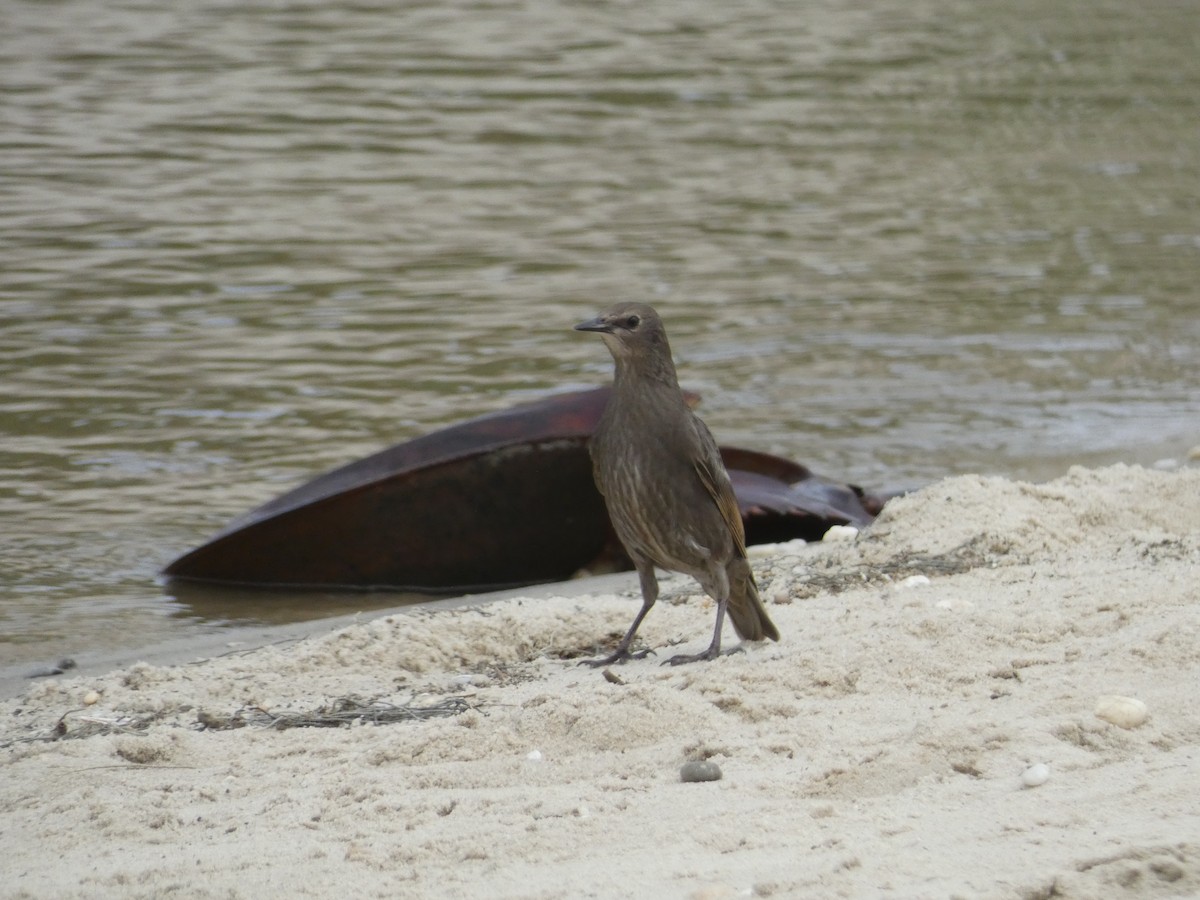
680;760;723;783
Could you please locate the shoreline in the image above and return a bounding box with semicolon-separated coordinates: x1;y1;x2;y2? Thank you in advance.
0;573;640;702
4;464;1198;899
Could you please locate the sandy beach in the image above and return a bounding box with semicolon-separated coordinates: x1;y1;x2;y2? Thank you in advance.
3;463;1198;899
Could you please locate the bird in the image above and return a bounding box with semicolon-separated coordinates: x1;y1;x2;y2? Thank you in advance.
574;302;780;665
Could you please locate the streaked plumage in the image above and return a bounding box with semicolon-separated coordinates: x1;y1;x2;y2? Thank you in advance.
574;302;780;665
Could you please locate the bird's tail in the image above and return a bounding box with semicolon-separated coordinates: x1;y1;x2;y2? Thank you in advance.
725;557;780;642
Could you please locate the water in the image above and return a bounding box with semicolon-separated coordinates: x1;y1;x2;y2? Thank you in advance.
2;0;1198;673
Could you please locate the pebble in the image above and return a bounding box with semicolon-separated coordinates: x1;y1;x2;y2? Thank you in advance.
898;575;930;589
766;575;792;605
1021;763;1050;788
1094;695;1149;729
526;749;544;762
823;525;859;543
680;760;723;783
83;690;101;706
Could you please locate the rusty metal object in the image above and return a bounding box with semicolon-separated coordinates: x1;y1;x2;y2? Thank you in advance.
722;447;879;545
162;387;890;592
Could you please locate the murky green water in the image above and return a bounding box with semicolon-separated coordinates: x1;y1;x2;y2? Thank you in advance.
2;0;1198;672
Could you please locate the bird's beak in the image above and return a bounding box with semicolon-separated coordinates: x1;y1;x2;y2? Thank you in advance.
573;315;613;334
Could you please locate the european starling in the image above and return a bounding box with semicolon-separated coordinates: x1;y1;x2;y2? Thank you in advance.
574;302;780;665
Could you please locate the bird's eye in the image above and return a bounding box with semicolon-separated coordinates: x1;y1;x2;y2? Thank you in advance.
625;315;640;329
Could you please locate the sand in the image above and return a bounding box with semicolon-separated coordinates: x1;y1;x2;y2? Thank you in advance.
2;464;1199;899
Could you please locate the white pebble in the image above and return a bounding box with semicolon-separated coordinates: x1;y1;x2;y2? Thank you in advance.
526;749;544;762
1021;763;1050;788
766;575;788;595
823;525;859;543
1094;695;1148;729
897;575;930;590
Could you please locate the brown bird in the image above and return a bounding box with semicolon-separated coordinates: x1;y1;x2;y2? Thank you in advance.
574;302;780;665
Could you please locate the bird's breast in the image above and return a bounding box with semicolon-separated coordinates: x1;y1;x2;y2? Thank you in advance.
590;410;732;574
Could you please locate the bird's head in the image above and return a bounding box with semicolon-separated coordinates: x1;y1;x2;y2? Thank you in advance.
573;302;671;368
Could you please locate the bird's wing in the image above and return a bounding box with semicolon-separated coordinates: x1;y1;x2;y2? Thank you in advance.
690;418;749;558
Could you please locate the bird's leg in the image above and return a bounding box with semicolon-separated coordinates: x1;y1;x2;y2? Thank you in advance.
665;597;728;666
665;568;735;665
581;562;659;666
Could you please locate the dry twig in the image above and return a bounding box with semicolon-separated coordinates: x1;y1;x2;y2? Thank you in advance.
198;696;478;731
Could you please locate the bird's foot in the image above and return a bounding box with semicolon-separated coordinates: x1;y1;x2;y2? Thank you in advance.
663;644;742;666
663;647;720;666
579;646;655;667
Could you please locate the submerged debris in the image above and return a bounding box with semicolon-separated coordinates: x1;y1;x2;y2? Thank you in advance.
26;658;77;679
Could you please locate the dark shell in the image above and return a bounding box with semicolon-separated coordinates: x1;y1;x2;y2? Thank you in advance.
162;387;890;592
